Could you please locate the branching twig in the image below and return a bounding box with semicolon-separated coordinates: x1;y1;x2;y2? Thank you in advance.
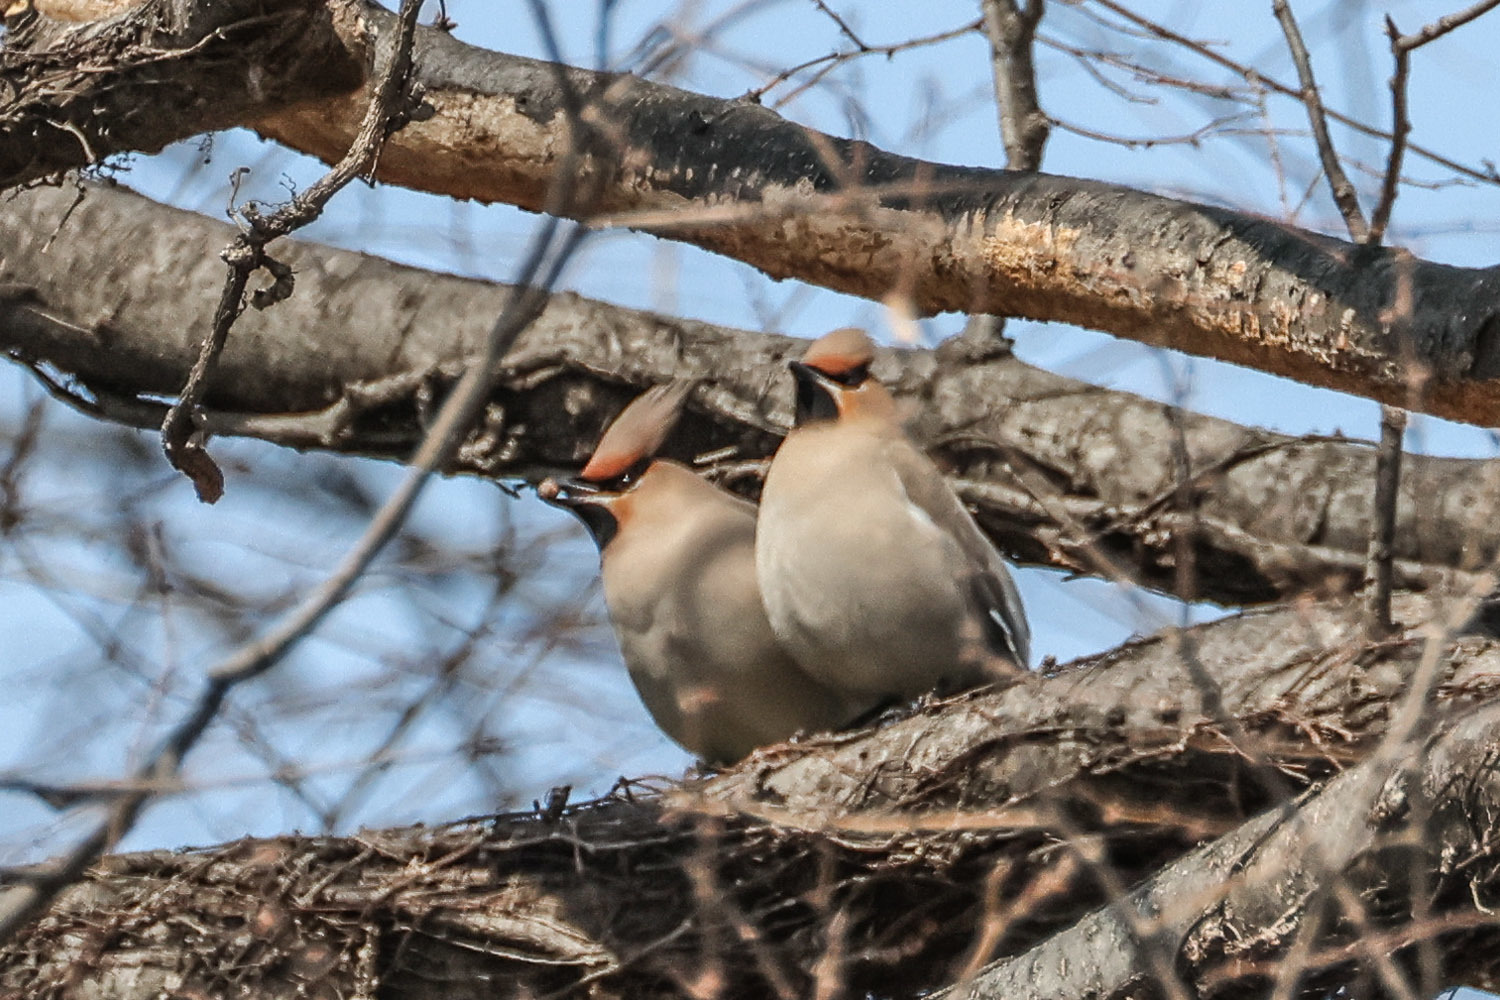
159;0;428;502
743;18;980;104
1086;0;1500;187
1371;1;1500;238
1272;0;1411;644
1271;0;1368;241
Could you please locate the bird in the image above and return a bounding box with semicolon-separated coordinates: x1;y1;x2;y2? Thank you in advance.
539;383;857;765
755;327;1030;708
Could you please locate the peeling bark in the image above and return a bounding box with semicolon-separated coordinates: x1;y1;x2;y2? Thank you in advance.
248;5;1500;428
4;592;1500;999
3;182;1499;606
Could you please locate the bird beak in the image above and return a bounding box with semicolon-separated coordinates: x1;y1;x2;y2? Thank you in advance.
789;360;840;426
539;476;601;503
538;477;621;548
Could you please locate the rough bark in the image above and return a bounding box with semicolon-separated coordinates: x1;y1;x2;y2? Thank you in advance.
4;182;1500;606
4;591;1500;999
256;6;1500;428
0;0;361;184
954;696;1500;1000
4;0;1500;424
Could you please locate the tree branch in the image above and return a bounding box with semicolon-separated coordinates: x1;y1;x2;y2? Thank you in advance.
158;0;424;501
6;591;1500;998
0;0;362;183
259;4;1500;426
979;0;1049;170
950;695;1500;1000
4;182;1500;606
5;0;1500;423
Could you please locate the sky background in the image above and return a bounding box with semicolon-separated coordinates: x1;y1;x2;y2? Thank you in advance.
1;0;1498;867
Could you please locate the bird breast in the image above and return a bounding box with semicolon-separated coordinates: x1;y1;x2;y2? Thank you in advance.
757;425;981;699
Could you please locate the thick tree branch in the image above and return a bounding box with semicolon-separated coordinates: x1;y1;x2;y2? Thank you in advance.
5;0;1500;424
4;182;1500;606
5;591;1500;998
0;0;362;182
257;4;1500;427
952;696;1500;1000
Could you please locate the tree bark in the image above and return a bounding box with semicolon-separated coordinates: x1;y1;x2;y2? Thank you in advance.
3;0;1500;424
0;0;362;183
4;591;1500;999
4;182;1499;606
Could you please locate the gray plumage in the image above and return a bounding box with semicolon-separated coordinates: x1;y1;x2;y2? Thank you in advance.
756;328;1030;705
543;385;856;764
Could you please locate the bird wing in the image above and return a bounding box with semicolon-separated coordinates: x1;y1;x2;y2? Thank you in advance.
884;436;1031;668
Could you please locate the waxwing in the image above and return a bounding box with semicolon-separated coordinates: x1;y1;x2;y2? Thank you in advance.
755;328;1030;705
540;383;856;765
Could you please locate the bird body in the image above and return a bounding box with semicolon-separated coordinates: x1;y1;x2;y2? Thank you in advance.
757;329;1030;704
543;385;854;764
596;461;853;763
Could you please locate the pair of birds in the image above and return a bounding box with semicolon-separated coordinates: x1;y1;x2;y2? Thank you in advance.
541;328;1030;765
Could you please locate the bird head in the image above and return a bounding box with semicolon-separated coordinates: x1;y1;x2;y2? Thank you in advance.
789;327;895;427
538;381;692;549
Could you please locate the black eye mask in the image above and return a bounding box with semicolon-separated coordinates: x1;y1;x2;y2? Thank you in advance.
592;456;652;492
790;361;869;426
822;362;870;387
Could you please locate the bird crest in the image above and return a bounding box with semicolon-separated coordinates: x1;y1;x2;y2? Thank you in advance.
801;327;876;378
580;381;693;482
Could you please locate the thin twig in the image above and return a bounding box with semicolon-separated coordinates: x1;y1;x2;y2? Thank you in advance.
1271;0;1368;240
1367;16;1411;244
1367;0;1500;240
1045;110;1261;149
1394;0;1500;51
743;18;980;103
1086;0;1500;187
809;0;867;50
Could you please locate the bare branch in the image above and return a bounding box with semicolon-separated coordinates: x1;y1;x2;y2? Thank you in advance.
6;3;1500;422
0;0;587;941
8;591;1500;998
1368;15;1412;244
1365;405;1407;638
951;697;1500;1000
979;0;1050;170
1394;0;1500;51
6;182;1500;606
1272;1;1414;643
809;0;868;50
0;0;363;184
1087;0;1499;187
